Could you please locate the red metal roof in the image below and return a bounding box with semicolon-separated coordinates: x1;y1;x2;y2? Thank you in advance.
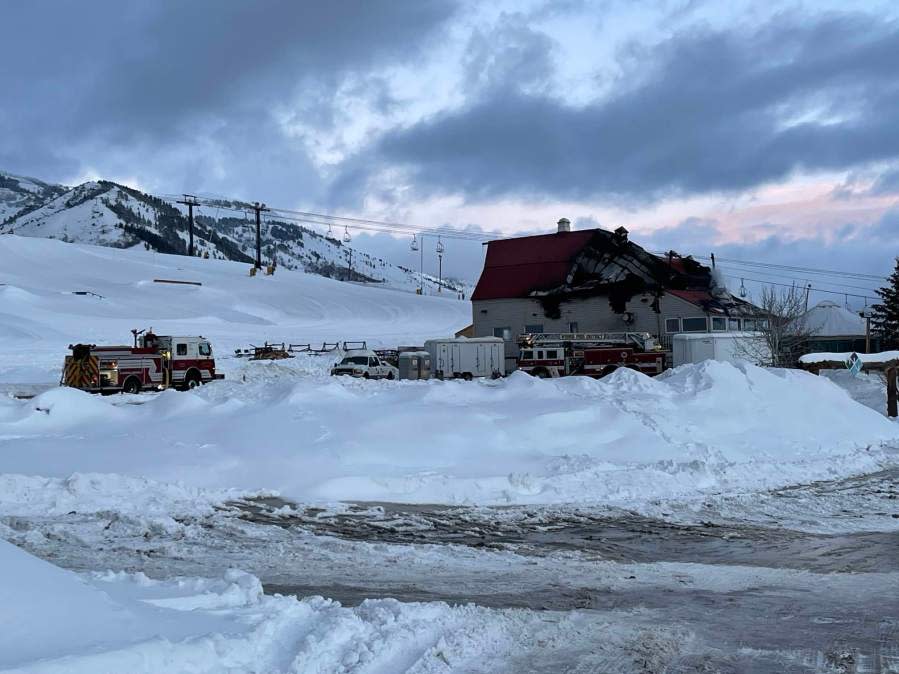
472;231;595;301
667;289;713;306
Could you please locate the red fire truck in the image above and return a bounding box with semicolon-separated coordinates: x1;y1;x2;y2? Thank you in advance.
517;332;666;378
62;330;224;394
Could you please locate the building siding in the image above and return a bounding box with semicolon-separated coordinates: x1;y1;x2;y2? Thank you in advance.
473;292;712;366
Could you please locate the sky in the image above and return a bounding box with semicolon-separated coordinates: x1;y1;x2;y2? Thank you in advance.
2;0;899;303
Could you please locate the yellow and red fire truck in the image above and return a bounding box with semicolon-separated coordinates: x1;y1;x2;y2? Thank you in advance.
62;330;224;394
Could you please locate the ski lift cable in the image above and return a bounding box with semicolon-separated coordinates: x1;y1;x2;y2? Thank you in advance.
157;194;888;280
714;264;882;295
721;274;878;302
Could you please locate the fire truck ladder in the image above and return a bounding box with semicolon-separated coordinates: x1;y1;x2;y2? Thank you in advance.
519;332;653;349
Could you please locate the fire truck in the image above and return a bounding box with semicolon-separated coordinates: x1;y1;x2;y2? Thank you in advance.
517;332;666;378
62;330;224;394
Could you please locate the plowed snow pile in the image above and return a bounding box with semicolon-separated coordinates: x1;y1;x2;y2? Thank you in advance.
1;358;896;506
3;538;626;674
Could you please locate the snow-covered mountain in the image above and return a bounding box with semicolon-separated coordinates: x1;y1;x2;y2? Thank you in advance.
0;170;465;295
0;171;67;223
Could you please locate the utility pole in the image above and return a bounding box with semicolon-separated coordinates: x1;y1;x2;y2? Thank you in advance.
251;202;269;269
419;234;424;294
177;194;200;256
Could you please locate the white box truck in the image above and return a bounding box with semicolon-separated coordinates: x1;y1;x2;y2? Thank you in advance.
424;337;505;380
672;332;770;367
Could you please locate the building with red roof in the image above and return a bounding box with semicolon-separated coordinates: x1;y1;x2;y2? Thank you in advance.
471;219;759;367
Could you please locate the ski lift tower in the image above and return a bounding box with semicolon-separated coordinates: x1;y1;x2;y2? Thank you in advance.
436;236;445;292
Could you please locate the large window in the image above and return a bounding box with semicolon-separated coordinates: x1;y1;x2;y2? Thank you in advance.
524;323;544;334
493;327;512;341
743;318;758;331
545;349;559;359
728;318;741;331
665;318;681;333
198;342;211;356
176;343;188;356
682;317;708;332
711;316;726;331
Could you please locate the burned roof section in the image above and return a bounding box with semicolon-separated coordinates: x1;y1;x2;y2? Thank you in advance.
472;225;756;318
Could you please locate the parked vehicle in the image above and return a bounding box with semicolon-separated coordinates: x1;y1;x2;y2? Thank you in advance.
671;332;769;367
517;332;665;378
330;349;398;380
62;331;223;394
424;337;505;380
398;351;431;380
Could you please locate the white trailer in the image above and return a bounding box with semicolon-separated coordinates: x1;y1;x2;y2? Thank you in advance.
672;332;770;367
425;337;505;380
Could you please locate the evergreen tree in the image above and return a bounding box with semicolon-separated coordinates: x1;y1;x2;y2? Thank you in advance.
871;257;899;349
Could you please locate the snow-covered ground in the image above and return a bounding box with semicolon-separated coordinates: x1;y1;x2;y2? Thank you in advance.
3;236;899;672
0;234;469;383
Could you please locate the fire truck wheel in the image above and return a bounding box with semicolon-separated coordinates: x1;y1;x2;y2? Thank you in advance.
530;368;550;379
122;377;141;395
463;372;473;381
184;371;202;389
598;365;618;379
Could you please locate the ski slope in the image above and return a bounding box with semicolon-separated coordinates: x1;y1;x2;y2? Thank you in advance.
0;234;470;383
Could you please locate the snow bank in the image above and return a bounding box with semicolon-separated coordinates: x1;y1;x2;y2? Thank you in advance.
2;540;640;673
1;359;896;507
0;473;263;518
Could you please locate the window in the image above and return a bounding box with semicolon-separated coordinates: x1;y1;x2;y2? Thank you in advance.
493;327;512;340
568;322;578;333
520;350;533;360
545;349;559;359
711;317;726;331
728;318;741;331
682;317;708;332
759;318;770;330
340;356;369;366
525;323;544;334
198;342;211;356
176;343;187;356
665;318;681;333
743;318;758;331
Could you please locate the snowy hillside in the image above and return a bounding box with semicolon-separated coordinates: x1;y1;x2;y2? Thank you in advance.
0;171;67;223
0;235;470;384
0;170;465;295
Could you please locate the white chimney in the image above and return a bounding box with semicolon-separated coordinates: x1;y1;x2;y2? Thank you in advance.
557;217;571;233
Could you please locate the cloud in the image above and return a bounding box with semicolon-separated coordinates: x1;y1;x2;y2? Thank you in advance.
0;0;458;201
364;12;899;203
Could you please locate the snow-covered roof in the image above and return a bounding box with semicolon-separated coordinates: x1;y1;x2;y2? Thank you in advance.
799;350;899;364
799;300;866;337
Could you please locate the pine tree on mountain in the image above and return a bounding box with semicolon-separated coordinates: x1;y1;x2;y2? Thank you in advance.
871;257;899;349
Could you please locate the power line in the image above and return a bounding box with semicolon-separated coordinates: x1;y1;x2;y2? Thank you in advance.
714;264;882;295
720;274;879;302
161;193;888;287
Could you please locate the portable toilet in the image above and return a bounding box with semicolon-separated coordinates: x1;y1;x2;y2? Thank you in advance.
415;350;432;380
398;351;421;380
